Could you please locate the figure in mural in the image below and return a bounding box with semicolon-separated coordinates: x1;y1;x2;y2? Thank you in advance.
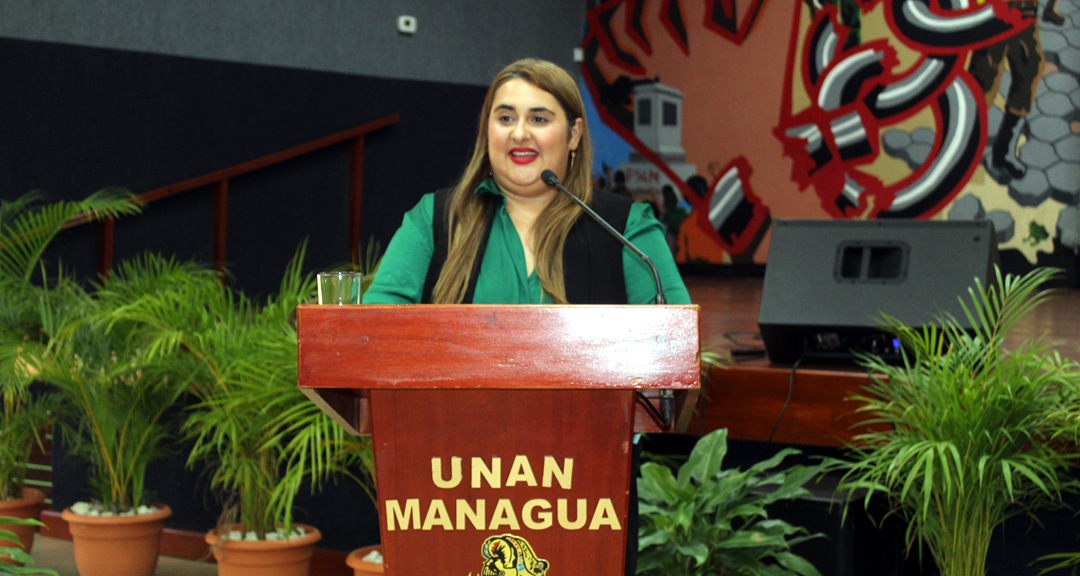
659;184;691;253
1045;0;1064;24
968;0;1044;182
596;74;659;128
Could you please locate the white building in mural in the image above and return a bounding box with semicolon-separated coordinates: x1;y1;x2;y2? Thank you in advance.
617;82;697;196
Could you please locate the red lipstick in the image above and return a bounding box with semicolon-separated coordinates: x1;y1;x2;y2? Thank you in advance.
509;147;538;165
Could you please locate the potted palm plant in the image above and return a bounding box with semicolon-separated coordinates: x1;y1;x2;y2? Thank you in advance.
0;399;52;566
834;266;1080;576
109;244;373;576
0;189;140;557
10;253;220;576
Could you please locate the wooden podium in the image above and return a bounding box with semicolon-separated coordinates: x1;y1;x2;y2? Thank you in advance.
297;304;699;575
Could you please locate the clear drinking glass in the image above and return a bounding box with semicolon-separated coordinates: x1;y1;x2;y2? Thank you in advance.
317;271;363;305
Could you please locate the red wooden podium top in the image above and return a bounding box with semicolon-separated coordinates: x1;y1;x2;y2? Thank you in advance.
297;304;701;433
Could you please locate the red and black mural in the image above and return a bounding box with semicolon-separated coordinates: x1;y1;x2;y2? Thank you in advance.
582;0;1080;277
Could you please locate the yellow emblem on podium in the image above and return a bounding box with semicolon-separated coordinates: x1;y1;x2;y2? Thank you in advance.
470;533;549;576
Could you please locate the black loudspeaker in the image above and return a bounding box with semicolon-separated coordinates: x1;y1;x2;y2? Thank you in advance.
758;219;999;364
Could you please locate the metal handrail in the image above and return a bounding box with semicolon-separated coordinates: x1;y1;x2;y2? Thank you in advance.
63;113;400;276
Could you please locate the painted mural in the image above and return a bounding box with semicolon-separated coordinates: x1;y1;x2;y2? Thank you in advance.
581;0;1080;277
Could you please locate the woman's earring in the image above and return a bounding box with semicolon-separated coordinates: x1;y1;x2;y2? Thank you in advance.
570;150;576;169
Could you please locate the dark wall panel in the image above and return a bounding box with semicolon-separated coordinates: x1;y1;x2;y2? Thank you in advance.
1;36;485;293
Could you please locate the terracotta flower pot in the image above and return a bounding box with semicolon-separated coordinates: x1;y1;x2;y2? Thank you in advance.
0;487;47;563
60;504;172;576
205;524;322;576
346;545;384;576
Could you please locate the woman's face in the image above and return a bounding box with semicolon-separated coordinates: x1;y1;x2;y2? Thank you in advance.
487;78;583;200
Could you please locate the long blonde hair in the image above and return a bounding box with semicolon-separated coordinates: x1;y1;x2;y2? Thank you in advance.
431;58;594;304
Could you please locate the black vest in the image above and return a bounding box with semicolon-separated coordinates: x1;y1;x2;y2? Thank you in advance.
421;189;632;304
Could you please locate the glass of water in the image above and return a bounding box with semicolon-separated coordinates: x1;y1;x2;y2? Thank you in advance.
317;272;363;305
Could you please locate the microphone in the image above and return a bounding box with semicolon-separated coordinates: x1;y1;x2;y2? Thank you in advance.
541;170;666;304
541;169;675;428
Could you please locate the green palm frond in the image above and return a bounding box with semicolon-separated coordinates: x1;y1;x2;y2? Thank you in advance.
358;236;383;277
5;252;209;511
0;516;58;574
835;266;1080;576
0;188;140;281
4;222;373;534
0;191;44;230
0;387;56;500
106;243;366;538
1037;552;1080;576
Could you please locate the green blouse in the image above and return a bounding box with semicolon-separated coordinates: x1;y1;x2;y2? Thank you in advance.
364;178;691;305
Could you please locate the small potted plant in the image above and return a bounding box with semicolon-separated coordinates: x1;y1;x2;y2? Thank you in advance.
0;189;140;557
636;427;827;576
834;267;1080;576
10;253;219;576
111;244;372;576
0;393;53;565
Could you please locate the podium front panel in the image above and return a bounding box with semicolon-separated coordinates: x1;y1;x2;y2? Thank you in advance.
370;388;635;576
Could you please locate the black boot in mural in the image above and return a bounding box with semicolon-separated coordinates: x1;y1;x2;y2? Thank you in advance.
992;111;1027;182
1044;0;1065;26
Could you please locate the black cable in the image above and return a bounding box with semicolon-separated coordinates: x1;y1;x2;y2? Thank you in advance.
724;330;767;358
767;356;803;443
723;330;764;349
635;391;669;428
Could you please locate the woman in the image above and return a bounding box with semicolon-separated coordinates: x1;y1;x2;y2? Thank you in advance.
364;58;689;306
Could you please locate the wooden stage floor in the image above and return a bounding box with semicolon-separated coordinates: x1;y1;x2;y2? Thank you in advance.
682;274;1080;447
